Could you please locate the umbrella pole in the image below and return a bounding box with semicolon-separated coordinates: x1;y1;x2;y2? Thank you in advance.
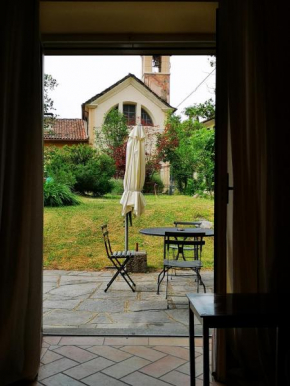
125;212;129;251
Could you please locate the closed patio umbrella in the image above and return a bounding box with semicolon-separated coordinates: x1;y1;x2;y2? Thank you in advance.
120;124;146;250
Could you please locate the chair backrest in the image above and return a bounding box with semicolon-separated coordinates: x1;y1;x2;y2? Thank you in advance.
164;231;205;261
101;224;113;258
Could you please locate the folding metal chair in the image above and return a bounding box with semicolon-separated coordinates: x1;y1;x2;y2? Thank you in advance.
157;231;206;300
101;224;136;292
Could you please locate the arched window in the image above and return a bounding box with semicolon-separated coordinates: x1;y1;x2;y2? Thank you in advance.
123;104;136;125
141;108;153;126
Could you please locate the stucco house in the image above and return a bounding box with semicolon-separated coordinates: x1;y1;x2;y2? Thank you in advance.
82;56;176;188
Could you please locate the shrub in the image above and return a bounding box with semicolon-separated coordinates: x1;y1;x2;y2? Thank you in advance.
73;155;115;196
44;146;76;187
44;180;79;207
44;144;116;196
143;172;164;194
110;178;124;195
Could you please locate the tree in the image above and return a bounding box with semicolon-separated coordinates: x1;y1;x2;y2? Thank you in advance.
157;99;215;195
101;109;128;149
44;74;58;129
98;109;162;183
183;99;215;122
44;74;58;114
97;109;129;178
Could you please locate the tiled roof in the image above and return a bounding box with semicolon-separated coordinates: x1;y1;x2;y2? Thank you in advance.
44;119;88;141
82;73;176;111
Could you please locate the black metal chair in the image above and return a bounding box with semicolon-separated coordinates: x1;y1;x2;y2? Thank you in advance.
157;231;206;299
171;221;202;261
101;224;136;292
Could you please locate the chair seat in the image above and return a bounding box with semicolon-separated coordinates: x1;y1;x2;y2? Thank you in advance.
112;250;136;258
163;259;202;269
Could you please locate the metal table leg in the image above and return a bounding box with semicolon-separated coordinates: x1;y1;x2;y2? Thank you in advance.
189;308;196;386
203;323;210;386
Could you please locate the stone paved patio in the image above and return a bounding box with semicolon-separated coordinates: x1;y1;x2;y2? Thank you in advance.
43;270;213;336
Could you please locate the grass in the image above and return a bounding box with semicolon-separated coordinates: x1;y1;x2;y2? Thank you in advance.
44;194;214;271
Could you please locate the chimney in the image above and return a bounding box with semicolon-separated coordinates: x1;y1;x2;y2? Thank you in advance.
142;56;171;104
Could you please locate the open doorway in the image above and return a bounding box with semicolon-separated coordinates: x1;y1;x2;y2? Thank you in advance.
43;54;216;336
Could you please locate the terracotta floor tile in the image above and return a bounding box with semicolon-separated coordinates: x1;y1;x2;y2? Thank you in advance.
140;355;186;378
153;345;190;360
58;336;104;346
40;347;48;359
38;358;78;380
53;346;96;363
41;373;84;385
88;345;132;362
102;356;150;379
104;337;149;346
195;338;203;347
122;371;171;386
160;369;191;386
173;361;190;376
43;336;61;345
41;350;63;365
82;372;128;385
64;357;115;379
47;345;60;351
148;337;189;346
121;346;167;361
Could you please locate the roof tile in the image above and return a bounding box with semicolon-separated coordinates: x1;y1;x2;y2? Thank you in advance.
44;119;88;141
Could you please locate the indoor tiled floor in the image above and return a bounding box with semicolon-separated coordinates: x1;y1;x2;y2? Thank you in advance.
32;336;223;385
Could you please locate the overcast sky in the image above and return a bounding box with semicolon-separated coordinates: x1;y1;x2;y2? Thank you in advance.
44;55;215;120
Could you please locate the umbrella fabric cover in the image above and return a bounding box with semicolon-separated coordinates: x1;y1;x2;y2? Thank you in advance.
120;124;146;217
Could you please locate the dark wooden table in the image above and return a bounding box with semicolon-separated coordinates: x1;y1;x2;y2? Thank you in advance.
139;227;214;237
186;293;283;386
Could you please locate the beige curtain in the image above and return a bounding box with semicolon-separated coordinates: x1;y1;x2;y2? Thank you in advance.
0;0;43;384
216;0;290;384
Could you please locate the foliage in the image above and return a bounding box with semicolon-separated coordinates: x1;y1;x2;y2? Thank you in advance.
143;172;164;194
102;109;129;148
156;114;180;163
44;195;214;270
98;110;162;180
73;155;115;196
183;99;215;121
44;179;79;207
43;74;58;129
97;109;129;178
44;144;116;196
157;99;215;195
44;146;76;187
110;178;124;195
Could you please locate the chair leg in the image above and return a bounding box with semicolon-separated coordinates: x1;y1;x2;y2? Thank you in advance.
196;269;206;293
105;257;136;293
157;267;167;294
115;258;136;287
166;268;169;299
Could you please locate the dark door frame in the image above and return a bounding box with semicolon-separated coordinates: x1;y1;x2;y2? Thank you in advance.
42;8;227;303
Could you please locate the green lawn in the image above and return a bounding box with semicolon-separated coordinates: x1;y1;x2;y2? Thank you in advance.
44;194;214;271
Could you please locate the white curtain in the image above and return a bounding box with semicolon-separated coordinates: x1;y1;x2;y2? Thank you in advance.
0;0;43;383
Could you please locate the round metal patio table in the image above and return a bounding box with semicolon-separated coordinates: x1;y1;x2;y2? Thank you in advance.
139;227;214;237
